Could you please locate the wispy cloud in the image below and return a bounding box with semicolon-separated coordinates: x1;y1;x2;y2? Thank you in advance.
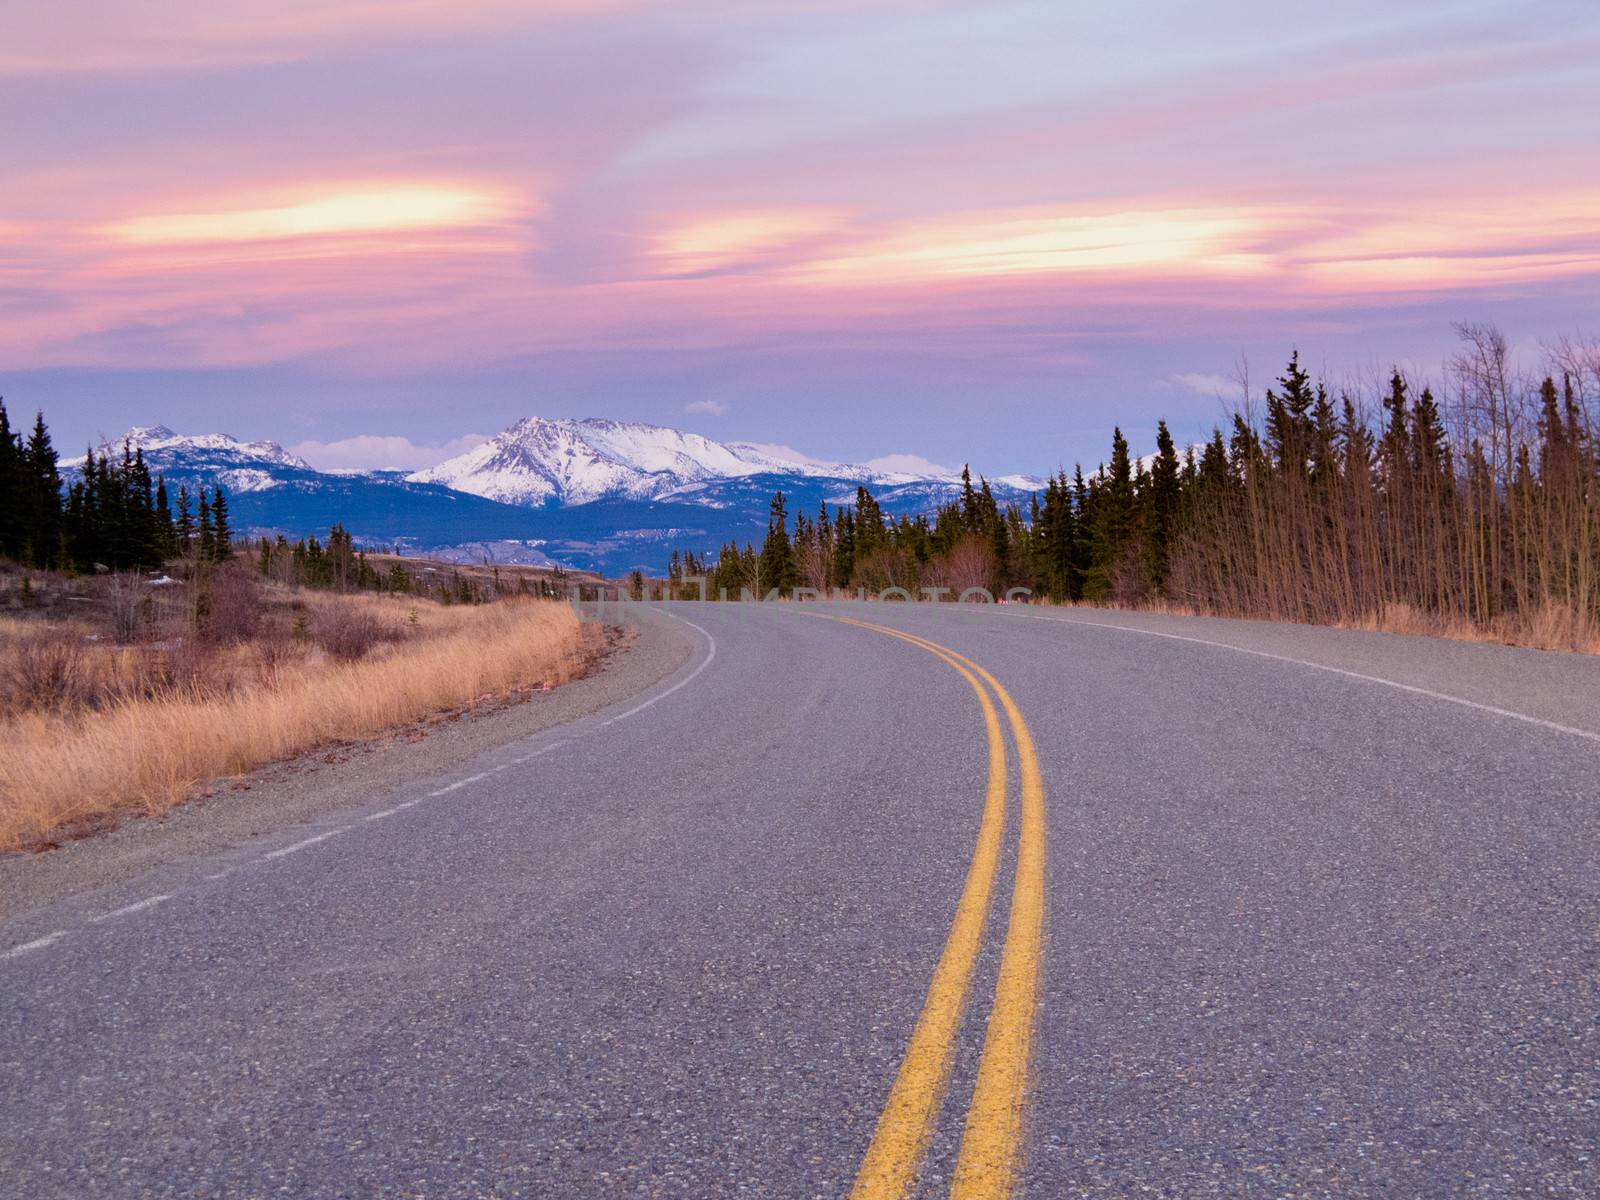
652;208;847;277
7;0;1600;448
292;433;490;472
1167;373;1237;397
864;453;959;477
105;182;522;246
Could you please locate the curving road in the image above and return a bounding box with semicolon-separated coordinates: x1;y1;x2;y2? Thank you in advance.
2;601;1598;1197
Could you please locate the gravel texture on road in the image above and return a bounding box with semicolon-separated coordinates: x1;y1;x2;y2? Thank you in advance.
2;601;1596;1198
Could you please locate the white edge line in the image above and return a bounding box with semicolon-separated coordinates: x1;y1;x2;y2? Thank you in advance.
595;611;716;728
262;829;345;860
1;931;67;959
1003;609;1600;746
88;893;173;923
1;617;718;963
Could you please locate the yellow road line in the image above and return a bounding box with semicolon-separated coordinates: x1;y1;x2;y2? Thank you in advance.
840;622;1010;1200
843;619;1048;1200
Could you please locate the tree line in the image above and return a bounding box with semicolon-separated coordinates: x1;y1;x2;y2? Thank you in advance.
0;399;234;571
255;528;475;603
681;328;1600;644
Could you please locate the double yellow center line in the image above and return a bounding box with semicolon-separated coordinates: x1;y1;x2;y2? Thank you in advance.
831;616;1047;1200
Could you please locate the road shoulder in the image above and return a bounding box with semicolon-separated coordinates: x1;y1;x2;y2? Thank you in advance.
0;605;696;922
988;604;1600;739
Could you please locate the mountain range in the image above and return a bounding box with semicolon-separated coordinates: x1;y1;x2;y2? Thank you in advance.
68;418;1044;576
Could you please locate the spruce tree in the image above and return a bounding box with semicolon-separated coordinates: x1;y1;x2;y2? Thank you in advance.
154;477;176;560
960;464;980;533
833;507;855;588
1145;420;1180;594
22;411;62;566
1265;351;1315;476
1085;429;1135;600
175;485;195;555
128;447;158;567
816;502;834;591
758;490;796;595
198;490;216;561
211;486;233;560
1070;464;1092;599
854;486;886;559
0;400;20;560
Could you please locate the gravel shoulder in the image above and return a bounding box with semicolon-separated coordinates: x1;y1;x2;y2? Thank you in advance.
0;604;695;922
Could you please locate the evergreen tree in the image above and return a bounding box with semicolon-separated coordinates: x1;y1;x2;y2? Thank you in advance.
1265;350;1315;476
833;507;855;588
153;477;176;559
960;464;980;533
0;400;19;560
759;490;796;595
198;490;216;561
175;485;195;555
211;486;233;560
21;411;62;566
1085;429;1135;599
1145;420;1180;593
854;486;887;560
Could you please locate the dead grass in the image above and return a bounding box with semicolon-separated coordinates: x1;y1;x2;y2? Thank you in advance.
1044;596;1600;656
0;594;585;852
1333;601;1600;654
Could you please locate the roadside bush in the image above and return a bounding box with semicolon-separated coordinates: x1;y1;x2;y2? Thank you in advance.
315;607;393;661
0;635;89;716
106;572;150;644
195;564;264;645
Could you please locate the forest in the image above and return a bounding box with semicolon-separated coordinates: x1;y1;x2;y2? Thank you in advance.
7;325;1600;650
685;327;1600;650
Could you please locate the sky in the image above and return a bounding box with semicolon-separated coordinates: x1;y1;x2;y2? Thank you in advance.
4;0;1599;475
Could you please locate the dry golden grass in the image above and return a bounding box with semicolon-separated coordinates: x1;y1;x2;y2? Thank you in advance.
1334;601;1600;655
0;596;585;852
1047;596;1600;655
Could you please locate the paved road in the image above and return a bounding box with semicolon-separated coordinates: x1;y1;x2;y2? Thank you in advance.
3;602;1598;1197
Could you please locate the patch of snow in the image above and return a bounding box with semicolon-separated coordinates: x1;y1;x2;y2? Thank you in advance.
65;426;312;472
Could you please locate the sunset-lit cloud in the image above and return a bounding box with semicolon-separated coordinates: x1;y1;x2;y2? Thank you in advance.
652;208;847;277
0;0;664;74
795;207;1288;285
106;183;522;247
6;0;1599;471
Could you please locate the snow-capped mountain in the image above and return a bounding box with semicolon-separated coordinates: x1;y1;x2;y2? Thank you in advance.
408;416;1030;508
68;425;312;494
64;416;1045;574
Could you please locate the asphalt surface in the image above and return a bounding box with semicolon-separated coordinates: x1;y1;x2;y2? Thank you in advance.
2;601;1597;1198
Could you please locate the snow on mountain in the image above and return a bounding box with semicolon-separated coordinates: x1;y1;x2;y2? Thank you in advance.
408;416;870;506
116;425;310;471
66;425;312;492
53;415;1052;573
409;416;1033;507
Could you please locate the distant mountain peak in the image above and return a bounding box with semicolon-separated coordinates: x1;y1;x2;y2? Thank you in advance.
107;426;312;472
406;414;1001;508
63;426;313;492
124;423;178;443
51;411;1048;574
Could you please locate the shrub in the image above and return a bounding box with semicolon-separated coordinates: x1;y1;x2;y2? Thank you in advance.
0;635;88;716
106;572;149;644
195;564;262;644
315;607;392;661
